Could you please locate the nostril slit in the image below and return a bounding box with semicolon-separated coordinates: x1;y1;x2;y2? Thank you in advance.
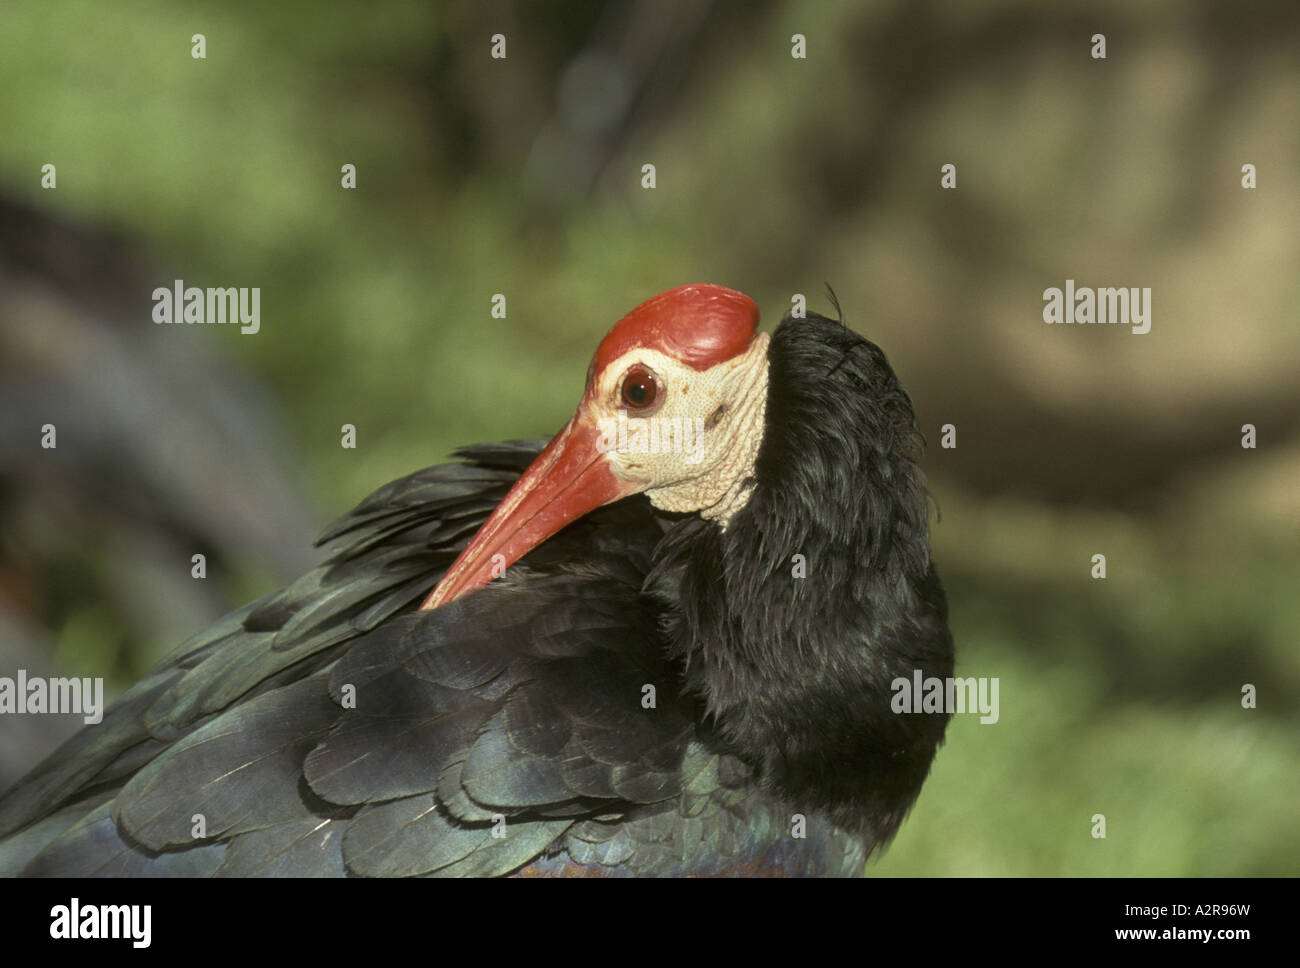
705;405;727;430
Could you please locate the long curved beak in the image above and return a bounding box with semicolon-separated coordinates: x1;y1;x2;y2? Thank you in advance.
419;413;638;610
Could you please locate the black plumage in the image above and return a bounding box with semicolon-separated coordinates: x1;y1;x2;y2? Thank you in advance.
0;312;954;877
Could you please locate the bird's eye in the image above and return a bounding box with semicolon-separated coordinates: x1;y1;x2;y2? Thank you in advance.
620;365;660;410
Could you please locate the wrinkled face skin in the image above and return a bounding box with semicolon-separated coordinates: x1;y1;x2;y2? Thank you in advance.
582;337;770;515
421;284;771;610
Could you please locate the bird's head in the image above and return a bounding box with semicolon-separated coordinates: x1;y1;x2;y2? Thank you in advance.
422;284;770;609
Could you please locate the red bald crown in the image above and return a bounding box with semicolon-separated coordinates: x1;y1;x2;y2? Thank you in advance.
592;284;760;378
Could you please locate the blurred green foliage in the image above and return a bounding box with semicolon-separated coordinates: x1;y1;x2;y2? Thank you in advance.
1;0;1296;874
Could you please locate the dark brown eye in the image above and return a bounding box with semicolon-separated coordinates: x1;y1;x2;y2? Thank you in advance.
620;365;660;410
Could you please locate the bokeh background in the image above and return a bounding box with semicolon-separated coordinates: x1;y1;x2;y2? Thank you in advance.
1;0;1297;875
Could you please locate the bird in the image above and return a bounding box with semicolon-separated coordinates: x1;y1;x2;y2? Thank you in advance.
0;283;954;877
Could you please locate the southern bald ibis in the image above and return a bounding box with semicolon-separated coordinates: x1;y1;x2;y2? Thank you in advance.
0;284;954;877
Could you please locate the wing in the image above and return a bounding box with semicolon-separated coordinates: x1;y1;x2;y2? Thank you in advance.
0;441;865;876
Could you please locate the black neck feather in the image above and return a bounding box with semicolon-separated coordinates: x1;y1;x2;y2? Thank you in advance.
648;313;955;850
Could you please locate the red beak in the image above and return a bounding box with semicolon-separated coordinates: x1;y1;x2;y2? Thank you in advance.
419;413;637;610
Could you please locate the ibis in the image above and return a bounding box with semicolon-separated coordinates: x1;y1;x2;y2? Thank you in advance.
0;284;954;877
